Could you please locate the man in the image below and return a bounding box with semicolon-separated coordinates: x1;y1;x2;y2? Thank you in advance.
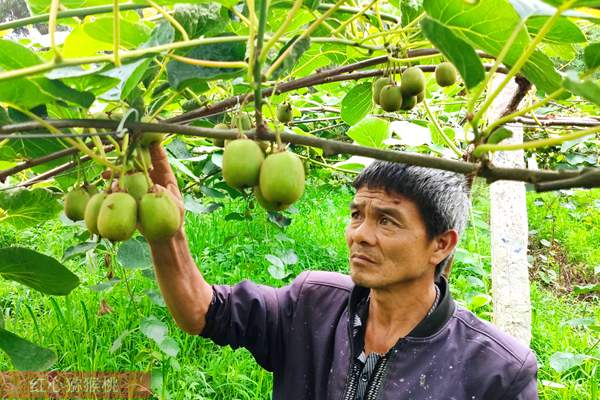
146;143;538;399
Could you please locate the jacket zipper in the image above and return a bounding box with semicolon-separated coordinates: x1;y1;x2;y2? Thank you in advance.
374;340;402;400
338;308;356;400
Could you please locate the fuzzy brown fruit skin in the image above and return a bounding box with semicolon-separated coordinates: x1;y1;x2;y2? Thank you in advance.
212;123;229;147
97;192;137;242
233;113;252;131
84;192;107;235
259;151;305;206
435;62;458;87
64;188;90;221
120;172;150;201
253;186;289;212
401;95;417;111
140;133;165;147
276;102;293;124
379;85;403;112
372;77;392;105
139;191;181;242
401;67;426;97
222;139;265;189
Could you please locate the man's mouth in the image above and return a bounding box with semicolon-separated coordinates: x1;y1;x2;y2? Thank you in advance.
351;254;375;263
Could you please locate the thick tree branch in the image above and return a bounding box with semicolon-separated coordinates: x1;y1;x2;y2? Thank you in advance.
1;119;593;191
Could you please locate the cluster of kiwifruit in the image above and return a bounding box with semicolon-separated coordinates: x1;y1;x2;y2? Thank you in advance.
373;62;458;112
218;108;305;212
63;135;181;243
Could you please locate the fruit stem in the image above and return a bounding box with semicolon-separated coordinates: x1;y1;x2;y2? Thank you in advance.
253;0;269;131
422;98;462;157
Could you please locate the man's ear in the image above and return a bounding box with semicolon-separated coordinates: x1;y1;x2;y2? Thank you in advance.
429;230;459;266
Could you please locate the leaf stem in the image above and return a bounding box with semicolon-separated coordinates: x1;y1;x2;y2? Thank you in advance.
48;0;62;61
113;0;121;67
167;54;247;68
260;0;303;63
473;125;600;157
331;0;377;35
147;0;189;41
265;0;349;78
253;0;269;130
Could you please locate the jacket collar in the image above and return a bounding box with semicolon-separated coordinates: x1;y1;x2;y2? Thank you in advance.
347;276;455;339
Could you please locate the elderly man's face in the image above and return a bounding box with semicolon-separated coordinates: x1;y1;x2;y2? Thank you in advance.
345;187;448;289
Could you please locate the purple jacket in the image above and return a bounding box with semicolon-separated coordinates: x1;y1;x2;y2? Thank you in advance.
200;271;538;399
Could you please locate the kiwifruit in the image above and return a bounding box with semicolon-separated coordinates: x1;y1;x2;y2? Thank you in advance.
120;172;151;201
379;85;403;112
139;191;181;241
212;123;229;147
372;77;392;105
276;102;293;124
233;113;252;131
401;95;417;111
416;91;425;103
97;192;137;241
222;139;265;189
259;151;305;205
401;67;426;97
140;133;165;147
84;192;107;235
435;62;458;87
64;188;90;221
253;186;289;212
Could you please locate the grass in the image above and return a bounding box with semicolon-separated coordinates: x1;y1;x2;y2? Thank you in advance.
0;177;598;399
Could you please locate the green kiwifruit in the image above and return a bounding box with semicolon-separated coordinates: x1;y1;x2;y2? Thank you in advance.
222;139;265;189
140;132;165;147
97;192;137;241
139;191;181;241
276;102;293;124
120;172;151;201
416;91;425;103
85;192;107;235
212;123;229;147
401;95;417;111
379;85;403;112
259;151;305;205
435;62;457;87
233;113;252;131
401;67;426;96
253;186;289;212
64;188;90;221
372;77;392;105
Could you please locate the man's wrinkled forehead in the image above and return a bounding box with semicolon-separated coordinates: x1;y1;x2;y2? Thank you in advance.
350;187;407;208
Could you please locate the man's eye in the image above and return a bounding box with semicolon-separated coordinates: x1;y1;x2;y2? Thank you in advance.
380;217;392;225
351;211;360;219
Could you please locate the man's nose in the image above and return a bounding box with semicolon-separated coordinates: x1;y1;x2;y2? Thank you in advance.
351;218;376;246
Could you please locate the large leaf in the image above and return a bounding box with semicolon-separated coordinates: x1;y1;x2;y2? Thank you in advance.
99;58;153;100
563;73;600;106
341;83;373;126
424;0;563;94
83;17;151;48
271;36;311;79
346;117;390;148
584;42;600;70
0;247;80;295
0;328;57;371
167;37;246;89
117;237;153;270
174;3;226;40
0;189;62;229
549;351;591;373
420;17;485;89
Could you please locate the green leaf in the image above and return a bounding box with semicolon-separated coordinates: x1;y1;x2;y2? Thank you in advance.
271;37;311;79
158;336;179;357
0;247;80;295
420;17;485;89
341;83;373;126
0;79;55;109
526;16;586;43
134;0;239;8
0;328;57;371
346;117;390;148
83;17;151;48
562;73;600;106
140;315;167;343
0;189;62;229
174;3;226;40
549;352;591;373
99;58;153;100
117;237;153;269
424;0;562;94
63;242;97;262
401;1;424;26
584;43;600;70
166;36;246;90
0;39;43;69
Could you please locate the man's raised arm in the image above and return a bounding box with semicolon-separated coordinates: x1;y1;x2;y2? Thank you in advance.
145;143;213;335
